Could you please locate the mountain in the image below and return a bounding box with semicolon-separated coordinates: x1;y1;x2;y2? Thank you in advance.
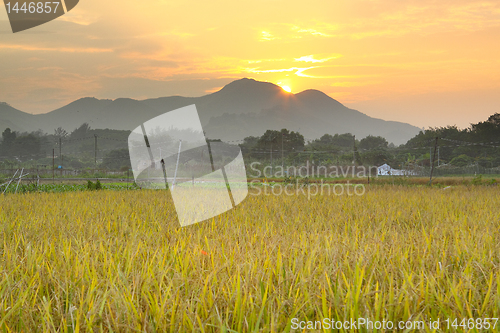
0;78;420;144
0;102;38;133
37;97;113;131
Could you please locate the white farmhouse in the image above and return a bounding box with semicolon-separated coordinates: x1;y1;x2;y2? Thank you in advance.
377;163;417;176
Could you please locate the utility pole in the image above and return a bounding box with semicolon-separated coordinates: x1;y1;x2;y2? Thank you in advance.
270;143;273;177
59;137;62;166
281;132;284;169
94;135;98;167
438;147;440;166
352;135;356;165
52;149;55;184
429;137;439;185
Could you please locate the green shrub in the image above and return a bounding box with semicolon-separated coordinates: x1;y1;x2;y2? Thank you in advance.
472;174;483;185
87;180;95;190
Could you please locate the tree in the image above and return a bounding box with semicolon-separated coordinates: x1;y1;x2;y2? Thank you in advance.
101;149;131;170
256;129;305;151
330;133;356;148
242;136;259;147
311;133;355;149
361;149;395;166
450;154;474;167
15;134;42;160
2;128;16;145
486;113;500;126
54;127;68;138
471;113;500;142
0;128;17;157
359;135;388;150
71;123;91;140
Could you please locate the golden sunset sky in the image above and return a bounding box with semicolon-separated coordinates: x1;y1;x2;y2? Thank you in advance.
1;0;499;129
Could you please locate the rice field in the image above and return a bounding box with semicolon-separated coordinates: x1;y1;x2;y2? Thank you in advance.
0;185;499;332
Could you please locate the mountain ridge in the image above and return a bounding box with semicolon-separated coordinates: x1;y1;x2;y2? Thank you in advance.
0;78;420;144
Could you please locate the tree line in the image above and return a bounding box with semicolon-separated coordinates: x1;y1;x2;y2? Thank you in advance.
1;113;500;171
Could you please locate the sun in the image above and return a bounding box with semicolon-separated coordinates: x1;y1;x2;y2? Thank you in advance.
277;81;292;93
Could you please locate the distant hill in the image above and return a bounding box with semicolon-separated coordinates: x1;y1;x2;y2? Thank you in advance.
0;78;420;145
0;102;37;133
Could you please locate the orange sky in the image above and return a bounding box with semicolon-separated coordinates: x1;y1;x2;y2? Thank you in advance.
1;0;499;129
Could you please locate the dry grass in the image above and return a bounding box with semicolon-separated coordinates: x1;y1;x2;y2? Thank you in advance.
253;176;498;186
0;186;499;332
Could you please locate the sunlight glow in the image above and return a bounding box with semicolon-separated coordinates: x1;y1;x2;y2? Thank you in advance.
281;85;292;93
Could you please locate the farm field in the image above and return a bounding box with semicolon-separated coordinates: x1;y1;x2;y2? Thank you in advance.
1;175;499;194
0;186;499;332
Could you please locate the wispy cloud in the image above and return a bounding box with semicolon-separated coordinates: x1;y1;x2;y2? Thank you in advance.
294;55;342;63
245;66;317;77
0;44;113;53
291;25;335;37
260;31;278;41
246;58;287;64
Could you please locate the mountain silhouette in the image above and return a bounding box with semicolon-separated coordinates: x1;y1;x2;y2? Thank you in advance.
0;102;37;133
0;78;420;144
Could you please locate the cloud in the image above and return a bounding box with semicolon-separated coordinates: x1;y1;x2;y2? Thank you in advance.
291;25;334;38
260;31;278;41
0;0;499;130
294;55;342;63
0;44;112;53
245;66;317;78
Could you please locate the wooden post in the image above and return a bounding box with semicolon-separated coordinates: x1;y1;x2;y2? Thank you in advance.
270;143;273;177
281;132;284;170
353;135;356;164
59;137;62;165
161;159;169;190
94;135;98;166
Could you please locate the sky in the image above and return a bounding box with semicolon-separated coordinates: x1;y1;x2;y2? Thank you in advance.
0;0;499;129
